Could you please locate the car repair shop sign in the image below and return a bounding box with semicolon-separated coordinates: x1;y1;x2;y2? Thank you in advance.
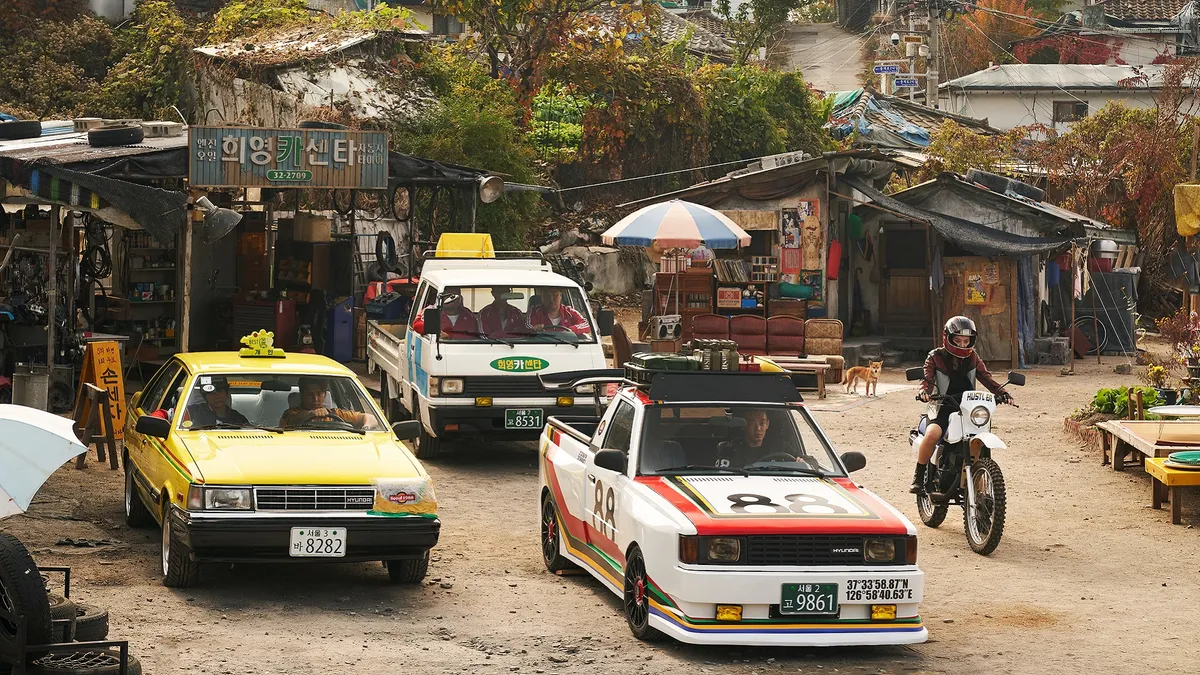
188;126;390;189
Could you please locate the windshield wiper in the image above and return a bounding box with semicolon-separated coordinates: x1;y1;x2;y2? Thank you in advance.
743;463;827;478
290;420;367;435
514;331;579;348
655;465;749;476
191;421;283;434
454;330;514;348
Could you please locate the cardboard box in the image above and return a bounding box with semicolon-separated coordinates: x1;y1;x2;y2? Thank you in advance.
294;214;331;243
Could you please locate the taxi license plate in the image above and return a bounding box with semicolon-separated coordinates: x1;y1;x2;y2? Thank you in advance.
780;583;838;616
289;528;346;557
504;408;543;429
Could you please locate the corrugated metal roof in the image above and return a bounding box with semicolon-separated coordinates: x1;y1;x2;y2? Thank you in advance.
942;64;1182;90
0;133;188;165
830;89;996;149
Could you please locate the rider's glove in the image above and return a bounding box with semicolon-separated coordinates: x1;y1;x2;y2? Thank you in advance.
997;393;1013;405
917;391;930;403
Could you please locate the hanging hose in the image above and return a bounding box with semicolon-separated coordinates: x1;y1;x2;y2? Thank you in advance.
80;244;112;279
376;230;398;272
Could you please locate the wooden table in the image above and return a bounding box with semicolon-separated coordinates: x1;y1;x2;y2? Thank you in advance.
1146;458;1200;524
756;356;828;400
1095;420;1200;470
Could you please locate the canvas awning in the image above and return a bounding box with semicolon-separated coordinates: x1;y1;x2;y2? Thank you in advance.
843;177;1073;256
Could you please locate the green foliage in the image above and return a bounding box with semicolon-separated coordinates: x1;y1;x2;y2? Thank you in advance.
395;50;545;248
713;0;802;65
530;84;588;163
209;0;312;42
331;2;422;31
0;15;115;118
792;0;837;23
699;65;832;163
1091;386;1162;417
0;0;85;34
88;1;197;120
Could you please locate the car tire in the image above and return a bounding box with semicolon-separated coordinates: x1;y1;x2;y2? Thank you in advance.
0;120;41;140
71;604;109;642
0;533;55;653
87;125;143;148
28;650;142;675
385;552;429;584
160;503;199;588
540;495;576;573
123;462;154;529
47;594;77;642
622;546;663;642
414;424;441;460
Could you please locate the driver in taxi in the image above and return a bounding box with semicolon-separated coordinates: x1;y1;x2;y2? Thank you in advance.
279;377;373;429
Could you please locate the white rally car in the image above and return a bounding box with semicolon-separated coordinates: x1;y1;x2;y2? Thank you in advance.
537;367;927;646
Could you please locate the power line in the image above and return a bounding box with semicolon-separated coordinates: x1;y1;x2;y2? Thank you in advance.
958;14;1091;107
964;2;1195;51
555;158;758;193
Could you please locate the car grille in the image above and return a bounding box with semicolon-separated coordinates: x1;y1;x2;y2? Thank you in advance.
459;376;546;397
743;535;887;566
254;487;375;511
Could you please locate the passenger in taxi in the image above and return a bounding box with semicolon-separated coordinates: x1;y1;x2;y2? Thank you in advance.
188;375;249;427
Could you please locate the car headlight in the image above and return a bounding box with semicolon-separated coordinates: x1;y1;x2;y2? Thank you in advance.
204;488;252;510
440;378;464;394
969;405;991;426
575;384;596;394
707;537;741;562
864;538;896;563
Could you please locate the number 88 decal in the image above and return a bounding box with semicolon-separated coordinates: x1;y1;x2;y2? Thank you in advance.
727;492;847;515
592;480;617;537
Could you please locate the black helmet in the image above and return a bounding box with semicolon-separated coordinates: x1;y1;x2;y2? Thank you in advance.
943;316;978;358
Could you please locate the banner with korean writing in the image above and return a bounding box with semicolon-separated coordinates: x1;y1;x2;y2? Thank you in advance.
189;127;390;189
75;341;126;441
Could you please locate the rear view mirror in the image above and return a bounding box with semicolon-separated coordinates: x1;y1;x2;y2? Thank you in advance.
1007;372;1026;386
135;415;170;439
392;420;422;441
594;448;627;474
260;380;292;392
905;367;923;381
420;308;441;336
597;308;615;337
840;451;867;473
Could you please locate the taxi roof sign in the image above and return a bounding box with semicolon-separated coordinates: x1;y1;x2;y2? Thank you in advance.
435;233;495;258
239;330;286;358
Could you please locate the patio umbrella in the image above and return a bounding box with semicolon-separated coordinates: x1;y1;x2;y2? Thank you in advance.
0;405;87;519
602;199;751;249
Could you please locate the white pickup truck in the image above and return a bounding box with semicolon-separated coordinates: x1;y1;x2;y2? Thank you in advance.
368;237;613;459
536;365;926;647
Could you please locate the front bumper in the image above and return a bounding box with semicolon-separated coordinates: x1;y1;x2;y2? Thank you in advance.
649;566;927;647
168;508;440;563
428;400;602;437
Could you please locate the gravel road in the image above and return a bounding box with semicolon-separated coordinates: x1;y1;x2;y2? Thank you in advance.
3;359;1197;675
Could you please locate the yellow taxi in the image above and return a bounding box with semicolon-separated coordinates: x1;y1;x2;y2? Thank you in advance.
122;332;439;588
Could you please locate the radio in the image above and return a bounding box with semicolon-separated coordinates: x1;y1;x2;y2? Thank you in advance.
650;314;683;340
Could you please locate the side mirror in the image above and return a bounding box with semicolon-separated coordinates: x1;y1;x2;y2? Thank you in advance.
597;308;615;337
135;414;170;439
905;367;923;382
131;391;143;409
392;420;422;441
840;451;867;473
594;448;627;473
420;308;441;336
1006;372;1026;387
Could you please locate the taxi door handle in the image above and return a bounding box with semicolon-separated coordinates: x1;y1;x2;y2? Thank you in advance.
587;474;596;483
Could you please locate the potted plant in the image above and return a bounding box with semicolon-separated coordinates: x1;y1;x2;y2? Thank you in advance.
1142;363;1177;405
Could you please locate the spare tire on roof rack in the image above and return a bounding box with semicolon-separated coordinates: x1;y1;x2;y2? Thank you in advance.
88;125;143;148
0;120;42;140
298;120;348;130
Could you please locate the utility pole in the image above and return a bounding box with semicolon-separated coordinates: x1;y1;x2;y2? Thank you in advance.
927;0;941;109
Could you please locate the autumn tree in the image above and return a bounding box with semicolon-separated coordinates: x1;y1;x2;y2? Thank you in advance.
897;121;1028;187
0;0;85;34
939;0;1040;80
713;0;804;66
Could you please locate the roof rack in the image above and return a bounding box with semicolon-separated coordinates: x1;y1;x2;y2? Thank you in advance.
421;249;546;261
538;364;803;404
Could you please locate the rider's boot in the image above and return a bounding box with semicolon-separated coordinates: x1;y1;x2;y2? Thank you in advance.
908;463;926;494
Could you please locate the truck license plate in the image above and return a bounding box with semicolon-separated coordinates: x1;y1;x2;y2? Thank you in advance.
504;408;543;429
780;583;838;616
289;528;346;557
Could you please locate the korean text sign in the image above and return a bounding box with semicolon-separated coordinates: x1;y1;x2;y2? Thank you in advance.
189;127;390;189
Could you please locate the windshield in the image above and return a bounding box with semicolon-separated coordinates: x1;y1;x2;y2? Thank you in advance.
417;285;596;343
174;373;383;432
636;405;843;477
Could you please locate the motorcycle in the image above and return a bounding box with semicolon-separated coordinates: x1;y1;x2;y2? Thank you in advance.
905;367;1025;555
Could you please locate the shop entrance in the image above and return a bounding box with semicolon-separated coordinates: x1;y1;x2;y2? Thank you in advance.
879;222;930;336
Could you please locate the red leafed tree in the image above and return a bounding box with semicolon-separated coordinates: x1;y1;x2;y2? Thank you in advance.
0;0;85;33
940;0;1042;80
1013;35;1125;65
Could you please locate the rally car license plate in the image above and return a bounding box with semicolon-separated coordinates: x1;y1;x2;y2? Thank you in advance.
289;528;346;557
780;583;839;616
505;408;543;429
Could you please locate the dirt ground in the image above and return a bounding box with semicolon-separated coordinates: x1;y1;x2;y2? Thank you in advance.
4;357;1200;675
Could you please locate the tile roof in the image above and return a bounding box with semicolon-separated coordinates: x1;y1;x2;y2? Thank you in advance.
590;5;732;59
1095;0;1187;21
676;9;729;39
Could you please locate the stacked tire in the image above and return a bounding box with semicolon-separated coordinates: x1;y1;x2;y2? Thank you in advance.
0;534;138;675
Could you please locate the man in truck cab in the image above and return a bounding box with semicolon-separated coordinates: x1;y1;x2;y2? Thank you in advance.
480;286;529;338
413;286;480;339
528;287;589;334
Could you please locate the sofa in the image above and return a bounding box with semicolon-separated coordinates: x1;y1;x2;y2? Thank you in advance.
686;314;845;383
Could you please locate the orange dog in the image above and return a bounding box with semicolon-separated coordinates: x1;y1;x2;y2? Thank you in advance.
843;361;882;396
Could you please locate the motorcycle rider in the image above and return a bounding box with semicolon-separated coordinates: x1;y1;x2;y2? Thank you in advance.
911;316;1013;494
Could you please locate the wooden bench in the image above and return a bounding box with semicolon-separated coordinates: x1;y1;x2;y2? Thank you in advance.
1146;458;1200;525
756;356;828;400
1095;420;1200;471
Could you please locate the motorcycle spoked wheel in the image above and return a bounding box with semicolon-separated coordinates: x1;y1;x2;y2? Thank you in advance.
916;457;952;528
963;458;1007;555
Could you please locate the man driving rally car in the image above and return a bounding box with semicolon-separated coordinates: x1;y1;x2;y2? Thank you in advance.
713;409;820;470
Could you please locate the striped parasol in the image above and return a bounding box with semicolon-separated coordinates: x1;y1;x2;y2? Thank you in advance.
602;199;751;249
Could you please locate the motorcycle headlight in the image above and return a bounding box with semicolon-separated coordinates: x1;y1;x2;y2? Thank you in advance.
864;538;897;562
440;378;464;394
969;406;991;426
204;488;252;510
